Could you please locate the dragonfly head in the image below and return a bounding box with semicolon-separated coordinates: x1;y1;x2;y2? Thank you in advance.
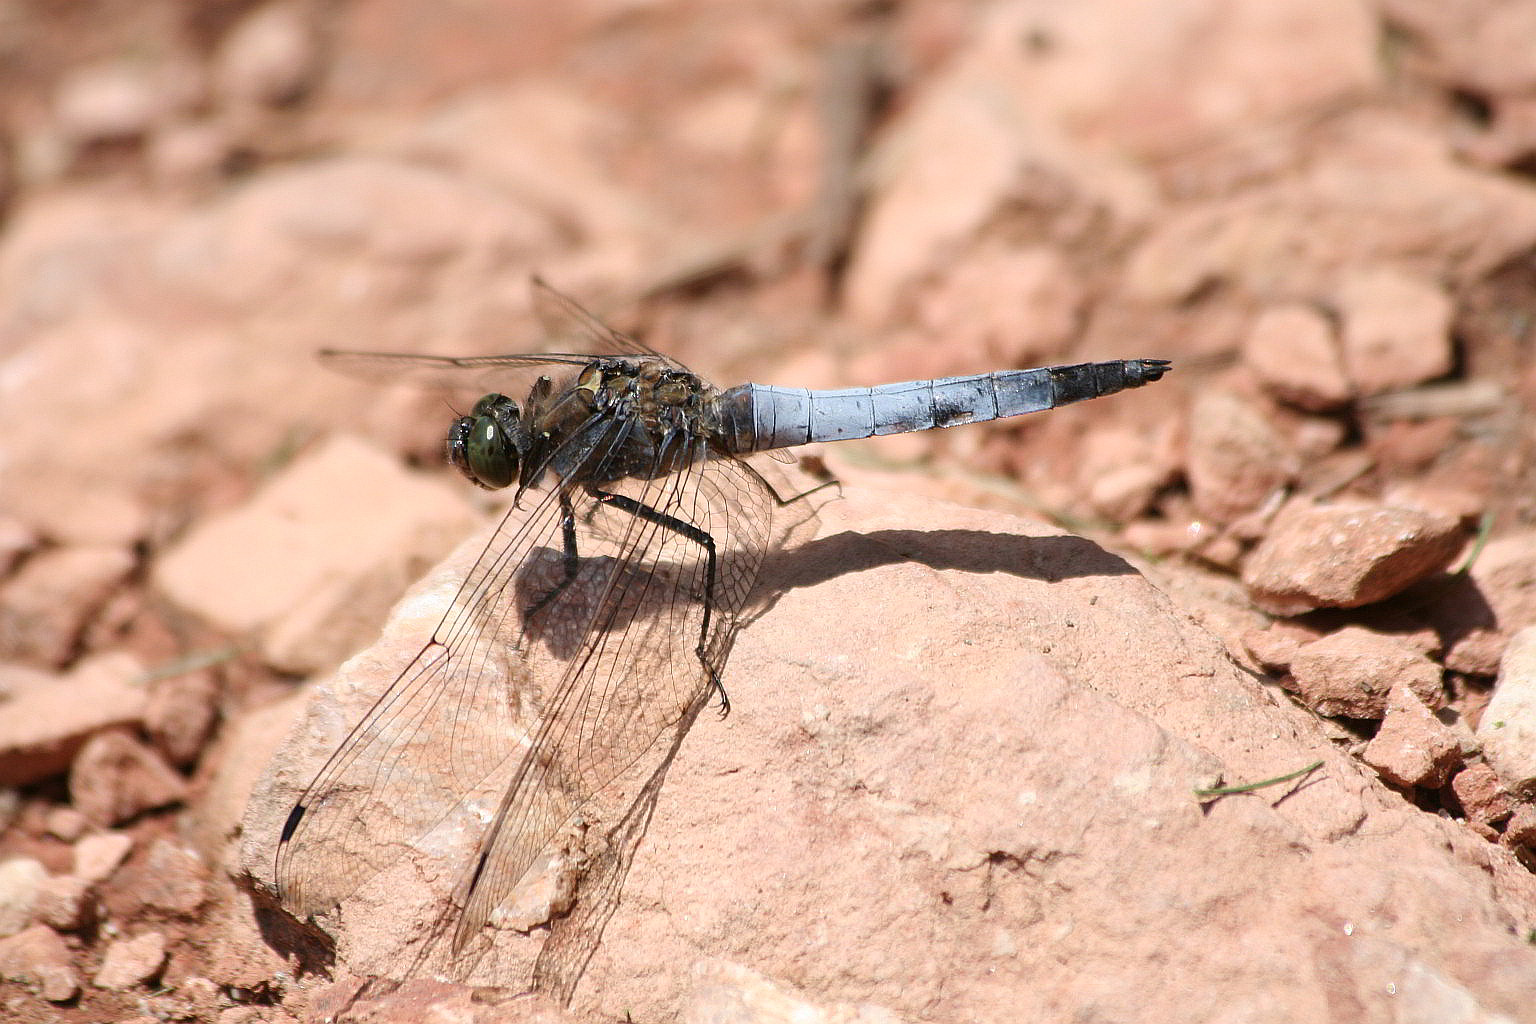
448;393;523;490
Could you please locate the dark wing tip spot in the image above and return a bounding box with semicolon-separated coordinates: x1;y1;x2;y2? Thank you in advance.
280;804;306;844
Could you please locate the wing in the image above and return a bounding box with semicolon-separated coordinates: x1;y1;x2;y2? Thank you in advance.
273;412;777;956
449;438;774;951
317;279;679;389
530;276;696;368
317;349;596;391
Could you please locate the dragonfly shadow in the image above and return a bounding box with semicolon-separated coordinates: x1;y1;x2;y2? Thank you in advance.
761;528;1145;598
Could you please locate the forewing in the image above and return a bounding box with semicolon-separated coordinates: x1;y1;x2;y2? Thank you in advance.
273;472;575;921
274;415;778;956
529;277;680;364
318;349;593;392
451;441;775;951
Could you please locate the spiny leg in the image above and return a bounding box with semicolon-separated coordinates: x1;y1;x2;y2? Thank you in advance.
740;459;842;508
587;484;728;716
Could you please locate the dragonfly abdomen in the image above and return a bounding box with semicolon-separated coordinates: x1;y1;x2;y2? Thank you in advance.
718;359;1170;454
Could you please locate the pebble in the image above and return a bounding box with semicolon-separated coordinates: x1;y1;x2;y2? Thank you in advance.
144;670;219;768
1185;390;1296;523
1290;627;1444;720
0;544;135;667
116;838;208;917
1478;626;1536;797
45;806;88;843
1243;500;1464;615
1362;686;1462;788
34;874;92;932
0;925;79;1002
1335;268;1454;395
69;728;189;827
0;858;47;937
1451;763;1513;828
74;832;134;884
216;3;322;109
1243;303;1352;411
0;651;148;788
93;931;167;990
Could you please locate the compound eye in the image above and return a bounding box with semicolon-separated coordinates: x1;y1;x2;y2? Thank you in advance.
447;394;520;490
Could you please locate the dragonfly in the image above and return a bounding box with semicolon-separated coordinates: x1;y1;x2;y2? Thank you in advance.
273;279;1171;971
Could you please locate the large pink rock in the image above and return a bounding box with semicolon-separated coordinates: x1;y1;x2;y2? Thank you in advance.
238;489;1536;1022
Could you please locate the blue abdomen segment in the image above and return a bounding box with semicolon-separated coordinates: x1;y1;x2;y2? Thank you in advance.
717;359;1170;454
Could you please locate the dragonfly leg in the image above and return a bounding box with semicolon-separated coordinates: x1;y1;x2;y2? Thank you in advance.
525;489;582;621
587;485;730;716
740;459;842;508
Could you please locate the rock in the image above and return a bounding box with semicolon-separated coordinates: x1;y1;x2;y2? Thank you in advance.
111;838;208;918
1463;533;1536;661
33;873;92;932
93;931;167;990
0;515;38;578
1185;390;1295;523
1363;686;1462;788
216;3;321;108
243;490;1536;1021
0;858;47;937
1479;626;1536;797
69;729;188;827
53;59;196;145
144;669;219;768
1126;111;1536;302
1242;304;1352;411
0;544;135;666
1450;763;1513;829
44;806;87;842
0;651;148;787
0;925;79;1002
1290;627;1444;720
683;959;901;1023
1242;500;1464;615
153;434;476;675
1335;268;1454;395
1240;620;1322;675
73;832;133;883
1505;805;1536;850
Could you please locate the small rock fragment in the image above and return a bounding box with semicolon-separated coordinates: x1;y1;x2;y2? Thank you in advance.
114;839;208;917
34;874;92;932
0;925;79;1002
1363;687;1462;788
0;544;135;666
216;3;321;108
93;931;167;990
1185;390;1296;523
144;670;219;768
45;806;88;842
1243;304;1352;411
70;729;188;827
1243;501;1464;615
0;858;47;937
1241;620;1322;675
1290;627;1444;719
0;651;149;787
73;832;134;883
1479;626;1536;797
1504;804;1536;849
1336;268;1454;395
0;515;38;578
1451;763;1513;828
